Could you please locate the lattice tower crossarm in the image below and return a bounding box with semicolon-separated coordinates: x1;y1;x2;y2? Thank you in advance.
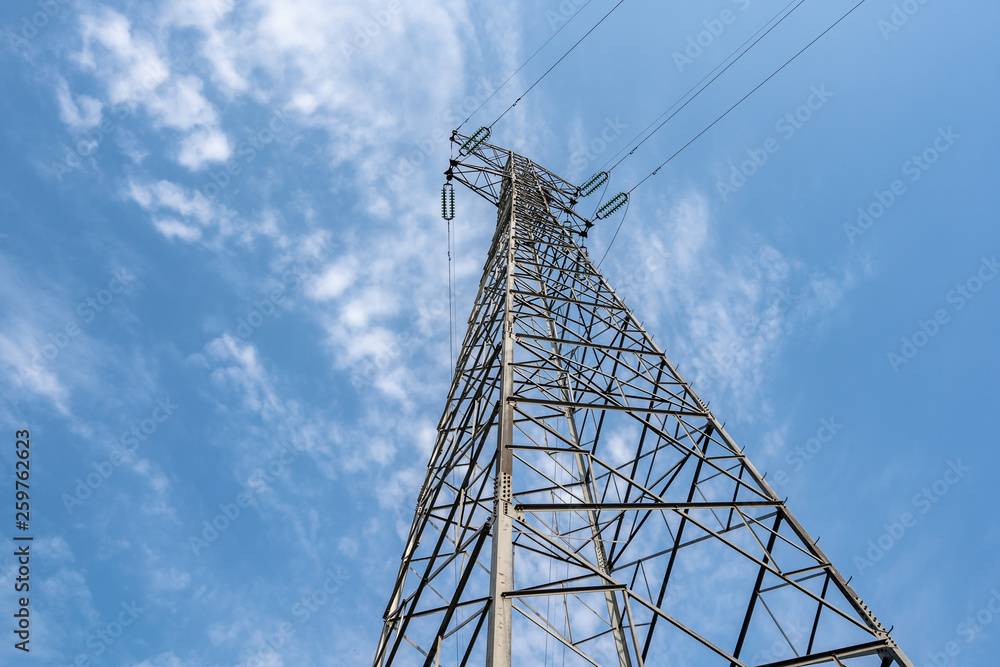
372;135;915;667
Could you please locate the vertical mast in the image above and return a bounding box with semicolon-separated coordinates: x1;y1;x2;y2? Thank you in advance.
486;154;517;666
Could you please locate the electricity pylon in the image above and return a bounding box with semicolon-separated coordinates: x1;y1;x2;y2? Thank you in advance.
373;133;914;667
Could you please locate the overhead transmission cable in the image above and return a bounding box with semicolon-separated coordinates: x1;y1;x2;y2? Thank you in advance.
446;217;455;373
597;0;871;260
457;0;597;132
599;0;807;175
489;0;627;128
627;0;870;195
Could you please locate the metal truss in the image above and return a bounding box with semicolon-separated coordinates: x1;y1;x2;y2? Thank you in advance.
373;133;914;667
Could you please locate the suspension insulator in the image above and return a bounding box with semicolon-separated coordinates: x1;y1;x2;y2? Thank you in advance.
580;171;609;196
441;183;455;221
596;192;628;219
459;127;490;156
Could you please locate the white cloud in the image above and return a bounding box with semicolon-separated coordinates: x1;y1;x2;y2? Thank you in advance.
162;0;250;93
205;334;284;419
147;75;219;131
55;77;103;130
76;7;230;171
177;126;231;170
126;178;241;244
77;7;170;104
307;259;357;301
133;653;184;667
607;189;852;419
0;329;69;413
154;218;202;242
36;536;77;564
126;179;210;221
150;566;192;592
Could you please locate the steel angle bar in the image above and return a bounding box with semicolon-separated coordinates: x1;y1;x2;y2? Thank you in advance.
516;501;782;512
510;602;602;666
662;508;872;634
755;641;897;667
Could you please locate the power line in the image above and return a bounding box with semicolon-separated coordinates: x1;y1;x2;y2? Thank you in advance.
628;0;870;195
598;0;871;263
600;0;806;175
458;0;597;132
447;217;455;373
490;0;627;128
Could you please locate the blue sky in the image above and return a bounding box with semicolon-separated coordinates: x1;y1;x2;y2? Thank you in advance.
0;0;997;665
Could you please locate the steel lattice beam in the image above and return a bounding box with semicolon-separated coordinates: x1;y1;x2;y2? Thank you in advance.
372;134;915;667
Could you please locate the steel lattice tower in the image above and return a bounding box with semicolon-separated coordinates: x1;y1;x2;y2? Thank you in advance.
373;134;914;667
